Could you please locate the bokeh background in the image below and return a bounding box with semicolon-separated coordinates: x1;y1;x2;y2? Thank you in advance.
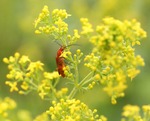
0;0;150;120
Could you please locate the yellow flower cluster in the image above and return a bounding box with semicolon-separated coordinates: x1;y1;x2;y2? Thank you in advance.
3;53;68;100
83;17;146;104
52;9;70;21
38;72;68;100
80;18;94;36
3;53;44;93
122;105;150;121
34;6;80;46
34;6;70;39
37;79;51;100
47;99;107;121
0;97;16;118
62;49;83;80
67;29;80;45
34;5;49;28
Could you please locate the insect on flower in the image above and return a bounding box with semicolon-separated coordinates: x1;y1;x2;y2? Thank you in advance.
56;46;66;77
55;43;78;77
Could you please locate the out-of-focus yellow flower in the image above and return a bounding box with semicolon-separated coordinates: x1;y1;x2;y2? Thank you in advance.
0;97;16;118
19;55;30;64
3;58;9;64
122;105;140;117
127;68;140;80
142;105;150;121
80;18;94;36
21;82;29;91
33;112;49;121
122;105;150;121
17;110;32;121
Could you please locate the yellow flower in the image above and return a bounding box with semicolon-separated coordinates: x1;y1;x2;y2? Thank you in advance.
52;9;70;20
9;56;15;63
127;68;140;80
33;112;49;121
35;30;41;34
122;105;140;117
55;18;68;34
142;105;150;112
44;71;60;80
3;58;9;64
27;61;44;73
47;99;106;121
14;52;20;59
19;55;30;64
74;29;80;38
0;97;16;118
80;18;94;36
21;82;29;90
5;81;18;92
34;5;49;28
142;105;150;120
15;71;23;80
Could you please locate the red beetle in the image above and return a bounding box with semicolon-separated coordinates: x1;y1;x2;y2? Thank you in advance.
56;46;66;77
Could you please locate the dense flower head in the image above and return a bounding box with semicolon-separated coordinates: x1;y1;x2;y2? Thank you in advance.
83;17;146;104
121;105;150;121
34;6;70;39
52;9;70;22
47;99;107;121
34;6;80;47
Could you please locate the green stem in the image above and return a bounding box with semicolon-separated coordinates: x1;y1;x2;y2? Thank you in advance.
79;76;95;86
28;79;38;89
74;62;79;86
68;71;93;99
68;86;77;99
78;71;93;87
49;83;60;100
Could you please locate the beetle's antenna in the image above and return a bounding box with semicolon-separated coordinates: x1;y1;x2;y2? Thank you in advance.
54;40;62;47
54;39;80;49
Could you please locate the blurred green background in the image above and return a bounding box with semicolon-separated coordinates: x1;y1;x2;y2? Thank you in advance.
0;0;150;120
